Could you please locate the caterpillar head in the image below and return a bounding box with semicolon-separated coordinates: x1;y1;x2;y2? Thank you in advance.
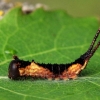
8;56;31;80
8;56;20;80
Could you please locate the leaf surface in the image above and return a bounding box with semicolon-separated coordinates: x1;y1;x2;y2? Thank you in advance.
0;7;100;100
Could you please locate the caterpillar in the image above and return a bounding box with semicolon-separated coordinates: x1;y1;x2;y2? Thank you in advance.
8;29;100;80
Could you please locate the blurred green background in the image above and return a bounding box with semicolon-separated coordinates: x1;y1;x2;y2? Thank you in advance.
11;0;100;17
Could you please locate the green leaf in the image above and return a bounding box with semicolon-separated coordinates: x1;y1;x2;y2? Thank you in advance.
0;7;100;100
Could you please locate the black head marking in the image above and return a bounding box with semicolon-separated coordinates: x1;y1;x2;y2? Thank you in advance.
8;55;22;80
8;59;20;80
8;56;31;80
